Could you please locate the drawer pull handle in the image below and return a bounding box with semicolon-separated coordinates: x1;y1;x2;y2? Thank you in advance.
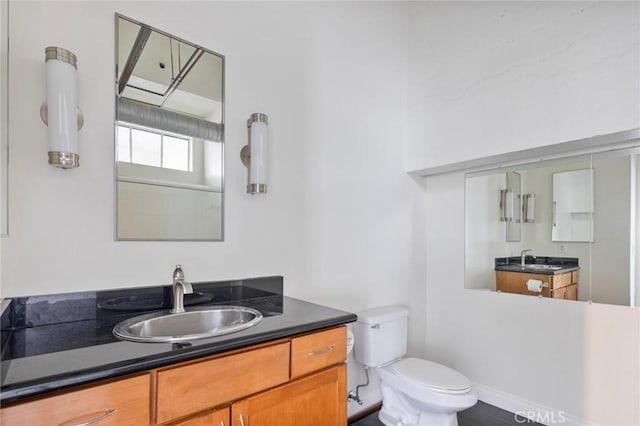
220;421;225;426
239;413;246;426
59;409;117;426
308;345;334;356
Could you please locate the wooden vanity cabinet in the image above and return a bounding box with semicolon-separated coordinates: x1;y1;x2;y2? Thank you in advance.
163;326;348;426
0;326;348;426
0;374;150;426
496;270;578;300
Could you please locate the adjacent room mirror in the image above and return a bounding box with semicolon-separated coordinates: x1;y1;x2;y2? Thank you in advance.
115;14;224;240
552;168;594;242
465;142;640;308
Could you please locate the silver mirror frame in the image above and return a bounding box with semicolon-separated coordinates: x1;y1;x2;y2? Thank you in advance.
114;13;225;241
459;128;640;308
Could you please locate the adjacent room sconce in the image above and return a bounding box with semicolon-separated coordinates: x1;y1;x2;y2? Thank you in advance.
240;113;268;194
523;193;535;223
499;189;514;222
40;46;83;169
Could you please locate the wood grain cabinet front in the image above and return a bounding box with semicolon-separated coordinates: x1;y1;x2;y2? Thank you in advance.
0;374;150;426
291;326;347;379
496;270;578;300
231;364;347;426
155;342;290;424
170;406;230;426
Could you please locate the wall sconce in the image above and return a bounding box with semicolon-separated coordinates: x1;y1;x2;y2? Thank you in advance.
240;113;268;194
499;189;514;222
40;46;83;169
523;193;535;223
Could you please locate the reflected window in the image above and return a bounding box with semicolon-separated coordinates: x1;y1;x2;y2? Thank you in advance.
117;123;191;171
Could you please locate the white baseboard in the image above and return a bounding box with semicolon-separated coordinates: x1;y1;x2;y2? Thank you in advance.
473;383;585;426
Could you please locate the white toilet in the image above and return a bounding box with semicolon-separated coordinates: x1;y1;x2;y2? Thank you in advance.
354;306;477;426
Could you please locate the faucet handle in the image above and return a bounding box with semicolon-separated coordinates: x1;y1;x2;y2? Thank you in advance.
173;265;184;281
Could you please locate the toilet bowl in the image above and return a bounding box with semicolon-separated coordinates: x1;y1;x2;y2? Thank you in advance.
353;306;477;426
376;357;477;426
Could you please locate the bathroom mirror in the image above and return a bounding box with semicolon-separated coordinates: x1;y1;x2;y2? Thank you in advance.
552;169;594;242
115;14;224;240
465;143;640;308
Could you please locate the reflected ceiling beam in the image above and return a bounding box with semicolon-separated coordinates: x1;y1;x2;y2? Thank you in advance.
159;49;204;107
409;128;640;177
118;26;152;94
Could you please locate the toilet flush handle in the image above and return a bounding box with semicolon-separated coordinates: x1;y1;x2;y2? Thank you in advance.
371;324;380;329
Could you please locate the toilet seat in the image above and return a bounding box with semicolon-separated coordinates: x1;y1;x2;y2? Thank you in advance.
389;358;472;394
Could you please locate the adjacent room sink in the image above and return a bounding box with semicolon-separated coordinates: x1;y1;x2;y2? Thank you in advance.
113;306;263;343
522;264;563;271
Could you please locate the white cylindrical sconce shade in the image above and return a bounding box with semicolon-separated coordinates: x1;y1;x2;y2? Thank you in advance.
246;113;268;194
499;189;514;222
45;46;80;169
523;193;536;223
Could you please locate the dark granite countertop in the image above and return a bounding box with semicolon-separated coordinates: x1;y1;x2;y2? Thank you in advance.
494;256;579;275
0;276;357;404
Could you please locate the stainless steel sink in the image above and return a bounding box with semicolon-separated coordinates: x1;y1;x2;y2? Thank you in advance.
523;264;562;270
113;306;263;343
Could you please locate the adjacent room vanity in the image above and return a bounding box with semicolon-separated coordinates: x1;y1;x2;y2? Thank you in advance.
0;277;356;426
494;257;579;300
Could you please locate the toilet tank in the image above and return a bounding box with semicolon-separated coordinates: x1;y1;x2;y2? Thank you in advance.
354;306;409;367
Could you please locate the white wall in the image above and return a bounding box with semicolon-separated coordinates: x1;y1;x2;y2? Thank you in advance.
411;2;640;424
2;1;425;416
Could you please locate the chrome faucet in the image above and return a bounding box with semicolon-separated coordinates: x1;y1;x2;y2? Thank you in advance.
520;249;533;266
170;265;193;314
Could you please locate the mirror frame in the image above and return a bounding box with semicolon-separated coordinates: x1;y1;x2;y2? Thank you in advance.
463;136;640;308
114;14;225;241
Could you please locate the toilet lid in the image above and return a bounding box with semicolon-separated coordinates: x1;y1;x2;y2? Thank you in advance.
391;358;471;393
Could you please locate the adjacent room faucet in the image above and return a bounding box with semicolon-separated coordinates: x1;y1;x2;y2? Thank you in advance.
170;265;193;314
520;249;533;266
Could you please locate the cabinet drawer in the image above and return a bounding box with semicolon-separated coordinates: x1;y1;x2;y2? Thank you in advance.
0;374;150;426
291;326;347;379
156;342;290;424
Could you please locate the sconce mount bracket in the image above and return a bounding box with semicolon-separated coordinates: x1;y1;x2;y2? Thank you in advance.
40;102;85;130
240;145;250;168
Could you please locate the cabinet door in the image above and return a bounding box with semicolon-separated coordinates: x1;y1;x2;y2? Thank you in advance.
0;374;150;426
563;284;578;300
552;284;578;300
173;407;230;426
552;286;567;299
231;364;347;426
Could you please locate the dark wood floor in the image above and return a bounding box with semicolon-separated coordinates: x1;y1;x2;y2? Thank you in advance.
350;401;544;426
